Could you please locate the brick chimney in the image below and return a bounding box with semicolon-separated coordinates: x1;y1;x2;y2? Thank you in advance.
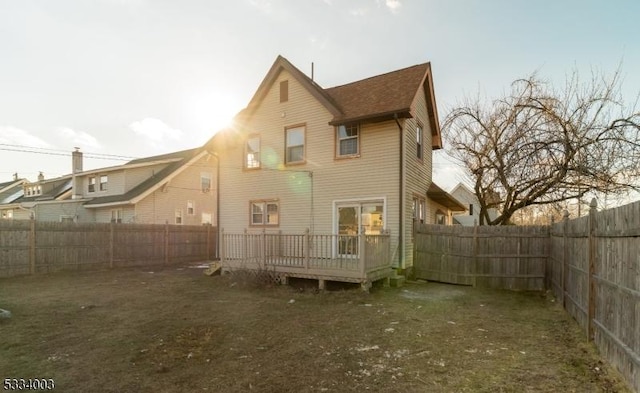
72;147;83;199
38;172;44;182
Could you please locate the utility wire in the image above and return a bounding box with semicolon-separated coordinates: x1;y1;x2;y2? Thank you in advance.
0;145;139;161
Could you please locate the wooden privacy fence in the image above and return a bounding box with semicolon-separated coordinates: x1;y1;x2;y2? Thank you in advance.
414;199;639;392
548;200;640;392
0;220;218;277
413;224;549;290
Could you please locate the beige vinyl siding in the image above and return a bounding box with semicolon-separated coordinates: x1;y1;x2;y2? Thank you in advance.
217;70;402;265
134;155;216;225
79;171;126;198
426;199;453;225
94;206;135;223
403;83;434;269
33;201;95;222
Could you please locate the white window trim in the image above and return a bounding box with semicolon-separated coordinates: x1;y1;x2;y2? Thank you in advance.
249;200;280;227
285;125;306;165
201;172;212;193
332;197;387;258
187;200;195;215
245;135;261;169
336;124;360;158
175;208;183;225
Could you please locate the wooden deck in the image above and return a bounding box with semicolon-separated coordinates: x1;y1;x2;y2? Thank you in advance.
220;230;393;289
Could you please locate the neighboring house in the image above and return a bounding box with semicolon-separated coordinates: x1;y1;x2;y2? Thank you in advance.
0;148;217;225
0;176;27;220
450;182;498;226
208;55;463;273
426;183;466;225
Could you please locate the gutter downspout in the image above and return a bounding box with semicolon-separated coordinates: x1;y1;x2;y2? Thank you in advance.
212;152;221;260
394;113;404;270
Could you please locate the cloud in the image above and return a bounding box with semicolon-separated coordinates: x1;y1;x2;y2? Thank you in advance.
129;118;183;147
249;0;272;14
56;127;101;149
385;0;402;13
350;8;368;17
0;125;51;148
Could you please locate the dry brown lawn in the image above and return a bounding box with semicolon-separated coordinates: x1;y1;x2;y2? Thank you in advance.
0;265;632;392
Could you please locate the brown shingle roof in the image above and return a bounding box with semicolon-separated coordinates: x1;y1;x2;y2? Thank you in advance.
325;63;430;124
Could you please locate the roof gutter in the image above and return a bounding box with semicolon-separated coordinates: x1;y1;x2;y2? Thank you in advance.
394;113;404;270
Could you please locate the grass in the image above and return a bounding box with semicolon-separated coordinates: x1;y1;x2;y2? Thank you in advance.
0;265;632;392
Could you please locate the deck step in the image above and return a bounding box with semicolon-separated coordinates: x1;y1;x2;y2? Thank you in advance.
204;261;221;276
389;274;405;288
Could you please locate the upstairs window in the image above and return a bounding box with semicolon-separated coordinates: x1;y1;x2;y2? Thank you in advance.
88;176;96;193
245;135;261;169
250;200;279;226
99;175;108;191
175;208;183;225
187;200;195;215
201;172;212;193
336;124;359;157
285;126;305;164
416;124;423;160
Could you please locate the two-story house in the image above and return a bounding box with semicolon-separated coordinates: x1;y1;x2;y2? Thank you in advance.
209;55;463;275
0;148;217;225
0;175;28;220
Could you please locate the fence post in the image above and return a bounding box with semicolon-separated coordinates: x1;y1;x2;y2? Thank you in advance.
587;198;598;341
472;219;478;287
261;229;266;268
360;232;367;279
110;221;115;268
164;221;169;266
562;210;569;309
29;217;36;274
206;224;211;260
304;228;310;271
220;228;226;265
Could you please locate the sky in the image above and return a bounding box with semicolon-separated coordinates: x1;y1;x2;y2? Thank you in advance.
1;0;640;193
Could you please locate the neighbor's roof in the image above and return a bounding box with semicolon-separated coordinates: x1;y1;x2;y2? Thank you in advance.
84;148;207;208
233;55;442;149
427;182;466;211
15;176;72;203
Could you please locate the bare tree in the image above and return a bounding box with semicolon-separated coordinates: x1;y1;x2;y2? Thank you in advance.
444;69;640;225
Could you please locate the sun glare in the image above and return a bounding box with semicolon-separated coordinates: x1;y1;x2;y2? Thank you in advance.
185;92;243;135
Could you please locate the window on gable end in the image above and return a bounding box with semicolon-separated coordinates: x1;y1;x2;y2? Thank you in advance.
285;126;305;164
201;172;212;193
245;135;261;169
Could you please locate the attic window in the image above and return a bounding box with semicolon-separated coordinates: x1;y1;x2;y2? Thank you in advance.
280;80;288;103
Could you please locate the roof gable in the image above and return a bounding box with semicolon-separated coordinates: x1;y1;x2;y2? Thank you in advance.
240;55;342;122
233;55;443;149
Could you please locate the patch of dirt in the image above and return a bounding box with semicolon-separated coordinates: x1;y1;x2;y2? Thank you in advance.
0;266;632;392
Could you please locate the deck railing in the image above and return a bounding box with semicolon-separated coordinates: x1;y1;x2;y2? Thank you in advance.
220;229;391;277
